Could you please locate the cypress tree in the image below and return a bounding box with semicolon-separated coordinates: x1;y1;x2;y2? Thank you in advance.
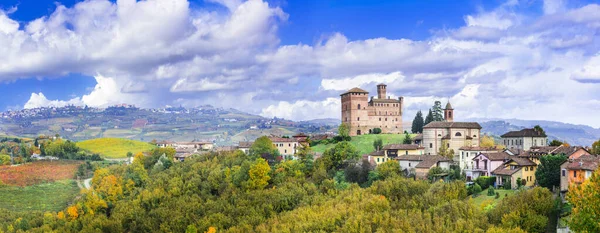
425;109;434;125
411;110;424;133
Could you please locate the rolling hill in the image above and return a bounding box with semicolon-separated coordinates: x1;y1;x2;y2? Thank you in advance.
77;138;156;159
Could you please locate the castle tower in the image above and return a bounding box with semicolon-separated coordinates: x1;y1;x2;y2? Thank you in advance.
377;84;387;99
340;87;369;136
444;101;454;122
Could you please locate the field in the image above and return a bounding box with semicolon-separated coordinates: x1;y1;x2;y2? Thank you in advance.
77;138;156;158
312;134;414;155
0;180;80;212
470;188;516;209
0;161;81;186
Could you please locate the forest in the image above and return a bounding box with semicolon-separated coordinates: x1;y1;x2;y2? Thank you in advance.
0;138;560;233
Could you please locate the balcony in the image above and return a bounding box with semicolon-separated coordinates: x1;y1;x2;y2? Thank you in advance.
472;166;487;172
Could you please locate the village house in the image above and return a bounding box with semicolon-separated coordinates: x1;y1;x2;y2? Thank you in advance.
457;146;502;181
560;154;598;194
269;136;299;158
471;151;512;179
492;157;537;189
519;145;589;165
237;141;253;154
340;84;404;136
501;128;547;151
368;144;425;165
422;102;482;156
395;155;452;179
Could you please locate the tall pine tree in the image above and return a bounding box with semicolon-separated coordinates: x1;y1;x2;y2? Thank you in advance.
425;109;434;125
411;110;424;133
432;101;444;121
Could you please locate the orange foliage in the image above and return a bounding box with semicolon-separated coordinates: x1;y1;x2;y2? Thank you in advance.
0;161;82;186
67;206;79;220
57;211;65;220
206;227;217;233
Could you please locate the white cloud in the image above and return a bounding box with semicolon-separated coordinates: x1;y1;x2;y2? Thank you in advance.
24;93;82;109
261;98;340;121
321;72;404;91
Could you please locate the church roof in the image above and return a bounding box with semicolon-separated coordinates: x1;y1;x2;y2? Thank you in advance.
341;87;368;95
445;101;453;110
423;121;482;129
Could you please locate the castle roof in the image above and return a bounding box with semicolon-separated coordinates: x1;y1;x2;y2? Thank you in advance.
445;101;453;110
341;87;368;95
370;98;401;103
423;121;482;129
501;128;547;138
377;83;387;86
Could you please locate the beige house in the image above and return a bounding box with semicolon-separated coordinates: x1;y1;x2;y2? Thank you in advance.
269;137;299;157
340;84;404;136
501;128;547;152
422;102;482;155
396;155;452;179
368;144;425;165
238;141;253;154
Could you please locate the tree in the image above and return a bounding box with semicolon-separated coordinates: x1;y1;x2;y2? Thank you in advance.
321;141;360;170
568;169;600;232
375;160;401;179
296;144;314;174
247;158;271;190
373;138;383;151
425;109;434;125
337;123;350;140
371;128;382;134
249;136;278;158
549;140;563;146
533;125;546;136
480;135;495;148
535;154;567;189
411;110;424;133
432;101;444;121
402;132;412;144
591;139;600;155
437;142;455;159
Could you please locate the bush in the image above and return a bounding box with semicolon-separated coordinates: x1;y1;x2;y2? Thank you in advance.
487;187;496;196
476;176;494;190
503;181;511;190
372;128;382;134
495;192;500;199
472;183;482;196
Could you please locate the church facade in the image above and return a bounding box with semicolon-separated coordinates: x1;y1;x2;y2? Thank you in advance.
340;84;404;136
422;102;482;155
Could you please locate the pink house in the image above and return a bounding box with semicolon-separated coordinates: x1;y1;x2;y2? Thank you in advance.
472;151;512;179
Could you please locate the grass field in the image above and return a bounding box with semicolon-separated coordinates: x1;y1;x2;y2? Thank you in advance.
77;138;156;158
0;161;81;186
0;180;80;212
312;134;414;155
470;188;515;210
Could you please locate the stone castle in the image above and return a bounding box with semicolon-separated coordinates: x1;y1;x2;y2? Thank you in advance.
340;84;404;136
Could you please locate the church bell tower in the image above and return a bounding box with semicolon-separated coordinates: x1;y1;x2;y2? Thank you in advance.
444;101;454;122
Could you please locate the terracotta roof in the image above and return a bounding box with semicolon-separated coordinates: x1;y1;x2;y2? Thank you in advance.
341;87;369;95
293;133;308;138
383;144;423;150
238;141;253;148
371;99;401;103
508;157;536;166
415;156;453;169
553;146;589;156
565;154;600;171
396;155;427;161
528;146;558;154
369;150;385;156
423;121;482;129
459;146;500;151
269;137;297;142
492;166;522;176
476;151;511;161
413;134;423;140
501;128;547;138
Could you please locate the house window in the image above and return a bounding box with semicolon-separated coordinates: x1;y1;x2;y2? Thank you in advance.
405;151;408;155
285;149;287;153
455;132;462;137
377;158;380;162
574;171;577;178
409;163;411;167
562;169;566;177
525;167;528;171
430;143;433;148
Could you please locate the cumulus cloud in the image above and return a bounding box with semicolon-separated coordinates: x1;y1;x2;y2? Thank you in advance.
4;0;600;127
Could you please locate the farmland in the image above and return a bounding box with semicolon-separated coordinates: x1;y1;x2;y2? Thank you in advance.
77;138;156;158
0;180;80;212
312;134;414;155
0;161;81;186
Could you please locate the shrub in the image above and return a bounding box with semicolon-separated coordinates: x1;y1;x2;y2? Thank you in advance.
472;183;482;196
503;181;511;190
372;128;382;134
476;176;494;190
487;187;496;196
495;192;500;199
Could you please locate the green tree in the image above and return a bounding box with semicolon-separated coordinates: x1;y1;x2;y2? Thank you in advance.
437;142;455;159
0;154;10;165
548;140;563;146
247;158;271;190
533;125;546;136
375;160;401;179
411;110;424;133
535;154;567;189
425;109;434;125
249;136;278;158
402;132;412;144
432;101;444;121
322;141;360;170
568;168;600;232
338;123;350;140
296;144;314;174
591;139;600;155
373;138;383;151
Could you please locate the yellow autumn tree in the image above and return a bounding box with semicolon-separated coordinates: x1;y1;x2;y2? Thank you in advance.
91;168;110;190
82;190;108;216
247;158;271;190
567;169;600;232
67;205;79;220
96;175;124;203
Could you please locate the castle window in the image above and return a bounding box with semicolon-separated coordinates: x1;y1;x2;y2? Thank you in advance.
358;104;361;110
385;118;387;121
455;132;462;137
357;117;360;121
379;118;381;121
396;118;398;121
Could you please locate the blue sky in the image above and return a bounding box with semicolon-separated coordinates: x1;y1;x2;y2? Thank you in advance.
0;0;600;127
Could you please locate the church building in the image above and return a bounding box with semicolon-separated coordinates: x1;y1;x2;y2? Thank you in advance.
340;84;404;136
422;102;482;155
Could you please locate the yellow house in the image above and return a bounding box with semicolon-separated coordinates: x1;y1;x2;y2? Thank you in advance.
369;144;425;165
492;157;537;189
368;150;388;165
